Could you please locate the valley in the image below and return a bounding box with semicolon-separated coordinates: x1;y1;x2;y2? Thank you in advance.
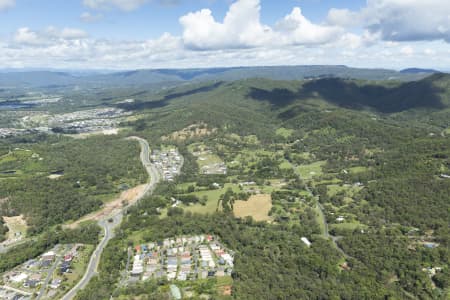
0;70;449;299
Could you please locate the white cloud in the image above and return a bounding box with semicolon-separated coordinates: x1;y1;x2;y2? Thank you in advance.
0;0;14;11
326;8;362;27
276;7;342;45
80;11;104;22
424;48;436;56
327;0;450;43
365;0;450;42
83;0;148;11
13;27;88;46
180;0;343;50
14;28;41;45
180;0;272;50
4;0;450;70
400;45;414;56
46;27;88;39
3;30;450;70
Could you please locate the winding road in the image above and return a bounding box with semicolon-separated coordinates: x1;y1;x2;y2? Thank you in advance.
62;137;160;300
290;162;351;258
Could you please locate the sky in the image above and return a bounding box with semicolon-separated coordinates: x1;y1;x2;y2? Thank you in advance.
0;0;450;70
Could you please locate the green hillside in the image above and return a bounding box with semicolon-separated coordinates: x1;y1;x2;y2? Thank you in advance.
1;74;450;299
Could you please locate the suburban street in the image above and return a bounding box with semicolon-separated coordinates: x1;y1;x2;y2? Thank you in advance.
36;246;66;300
62;136;160;300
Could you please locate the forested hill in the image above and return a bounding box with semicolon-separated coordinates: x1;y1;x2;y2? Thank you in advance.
0;65;437;88
1;72;450;299
79;74;450;299
119;73;450;138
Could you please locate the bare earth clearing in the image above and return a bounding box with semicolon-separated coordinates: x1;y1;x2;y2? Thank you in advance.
66;128;119;139
162;123;217;141
1;215;27;245
233;194;273;222
66;185;146;228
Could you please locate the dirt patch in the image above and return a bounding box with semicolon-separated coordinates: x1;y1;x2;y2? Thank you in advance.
1;215;27;245
48;174;63;179
66;184;146;228
233;194;272;222
67;128;119;139
219;285;232;296
162;123;217;141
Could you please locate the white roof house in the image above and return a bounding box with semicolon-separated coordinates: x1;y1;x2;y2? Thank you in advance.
301;237;312;247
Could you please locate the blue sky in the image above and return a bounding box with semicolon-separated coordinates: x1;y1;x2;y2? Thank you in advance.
0;0;365;39
0;0;450;70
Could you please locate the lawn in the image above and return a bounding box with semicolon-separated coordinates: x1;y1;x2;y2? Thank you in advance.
0;148;47;177
329;221;367;231
315;178;342;185
181;183;241;214
348;166;369;174
64;244;95;285
313;204;327;237
297;161;326;180
188;143;225;170
197;154;223;168
216;276;233;286
233;194;272;222
183;195;220;214
50;244;95;299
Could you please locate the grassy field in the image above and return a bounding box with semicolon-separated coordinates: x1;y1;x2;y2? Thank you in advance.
183;195;220;214
315;178;342;185
233;194;272;222
197;154;223;168
348;166;369;174
327;184;363;197
329;221;367;231
188;143;224;170
314;204;327;236
297;161;326;180
0;149;44;177
181;183;241;214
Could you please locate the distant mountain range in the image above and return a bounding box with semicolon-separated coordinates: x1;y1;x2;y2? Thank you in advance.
400;68;438;74
0;65;441;88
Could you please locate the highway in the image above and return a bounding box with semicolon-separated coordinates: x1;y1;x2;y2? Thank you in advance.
62;136;160;300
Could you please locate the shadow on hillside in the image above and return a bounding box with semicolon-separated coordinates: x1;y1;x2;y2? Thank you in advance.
247;76;445;114
117;82;223;111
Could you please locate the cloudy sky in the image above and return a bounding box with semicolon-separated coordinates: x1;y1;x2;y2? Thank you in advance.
1;0;450;70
